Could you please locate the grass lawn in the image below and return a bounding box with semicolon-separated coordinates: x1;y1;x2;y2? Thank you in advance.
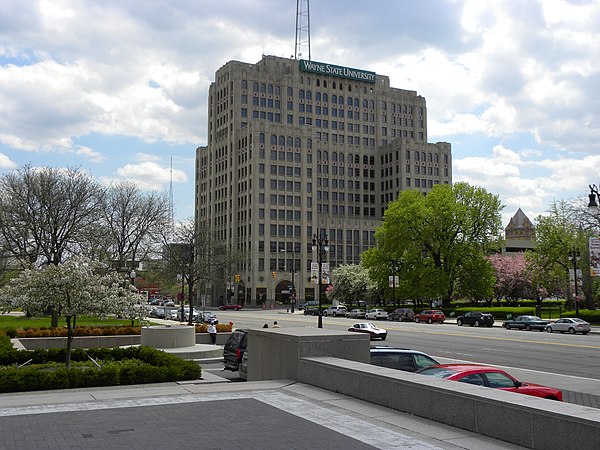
0;315;135;329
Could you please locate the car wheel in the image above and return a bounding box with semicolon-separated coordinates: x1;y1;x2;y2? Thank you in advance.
457;319;463;326
546;326;553;333
427;318;433;324
525;324;531;331
415;317;420;323
332;312;337;317
474;320;480;327
568;327;576;334
505;323;511;329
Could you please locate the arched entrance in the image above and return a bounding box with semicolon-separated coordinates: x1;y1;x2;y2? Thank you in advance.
275;279;293;305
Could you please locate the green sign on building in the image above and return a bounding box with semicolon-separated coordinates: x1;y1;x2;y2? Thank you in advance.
299;60;376;83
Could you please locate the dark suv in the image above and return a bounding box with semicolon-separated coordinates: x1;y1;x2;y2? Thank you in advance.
223;329;247;371
388;308;415;322
370;346;439;372
456;311;494;327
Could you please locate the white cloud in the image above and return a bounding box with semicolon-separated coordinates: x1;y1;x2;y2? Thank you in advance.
0;153;17;169
1;0;600;223
76;146;105;163
116;161;188;190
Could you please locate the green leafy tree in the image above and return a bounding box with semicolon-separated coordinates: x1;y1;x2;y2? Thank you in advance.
1;257;142;368
363;182;503;307
530;201;593;309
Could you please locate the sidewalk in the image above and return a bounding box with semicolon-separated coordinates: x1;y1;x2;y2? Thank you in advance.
0;377;523;449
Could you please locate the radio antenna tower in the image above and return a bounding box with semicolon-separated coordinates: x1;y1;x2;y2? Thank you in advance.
295;0;311;60
168;156;175;240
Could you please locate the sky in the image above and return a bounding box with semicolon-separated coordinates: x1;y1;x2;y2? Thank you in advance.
1;0;599;226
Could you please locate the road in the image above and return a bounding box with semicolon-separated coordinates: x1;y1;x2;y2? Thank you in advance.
208;308;600;400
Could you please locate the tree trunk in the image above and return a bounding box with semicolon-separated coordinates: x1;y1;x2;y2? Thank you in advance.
65;315;74;369
51;308;59;328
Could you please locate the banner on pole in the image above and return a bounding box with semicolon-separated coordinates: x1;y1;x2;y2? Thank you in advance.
311;262;318;284
590;237;600;277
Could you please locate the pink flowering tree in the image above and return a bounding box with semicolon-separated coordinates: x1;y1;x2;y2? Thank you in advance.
488;253;532;305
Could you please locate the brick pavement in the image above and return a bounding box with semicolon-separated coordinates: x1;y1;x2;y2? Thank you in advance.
0;382;522;450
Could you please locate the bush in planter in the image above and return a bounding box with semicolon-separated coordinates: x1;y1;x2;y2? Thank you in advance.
0;346;201;392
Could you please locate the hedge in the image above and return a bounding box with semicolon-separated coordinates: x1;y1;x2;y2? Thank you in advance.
3;322;233;338
0;344;201;393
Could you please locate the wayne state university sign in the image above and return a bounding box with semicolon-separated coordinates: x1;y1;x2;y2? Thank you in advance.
299;60;376;83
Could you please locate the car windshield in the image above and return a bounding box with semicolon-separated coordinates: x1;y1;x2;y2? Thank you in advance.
417;367;457;378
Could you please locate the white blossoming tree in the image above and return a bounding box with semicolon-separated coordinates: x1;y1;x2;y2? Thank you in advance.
2;257;144;368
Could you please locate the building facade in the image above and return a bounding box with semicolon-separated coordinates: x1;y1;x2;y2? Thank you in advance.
196;55;452;307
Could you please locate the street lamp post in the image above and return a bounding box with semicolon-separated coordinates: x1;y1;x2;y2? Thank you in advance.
568;247;581;317
312;231;329;328
588;184;599;213
389;261;399;308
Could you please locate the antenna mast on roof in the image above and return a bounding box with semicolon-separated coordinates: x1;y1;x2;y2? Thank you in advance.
295;0;311;60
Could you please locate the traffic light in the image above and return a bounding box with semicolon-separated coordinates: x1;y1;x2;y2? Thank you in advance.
272;271;276;278
234;274;241;283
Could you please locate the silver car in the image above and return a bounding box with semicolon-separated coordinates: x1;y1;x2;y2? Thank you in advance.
546;318;590;335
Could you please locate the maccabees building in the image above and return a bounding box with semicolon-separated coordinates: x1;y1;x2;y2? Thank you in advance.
196;55;452;307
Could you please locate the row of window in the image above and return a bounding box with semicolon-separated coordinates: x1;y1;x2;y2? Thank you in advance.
241;80;423;116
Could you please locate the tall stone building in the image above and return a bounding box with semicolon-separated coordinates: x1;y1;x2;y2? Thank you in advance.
196;55;452;306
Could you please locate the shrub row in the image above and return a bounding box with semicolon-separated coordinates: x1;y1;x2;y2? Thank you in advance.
3;322;233;338
0;345;201;393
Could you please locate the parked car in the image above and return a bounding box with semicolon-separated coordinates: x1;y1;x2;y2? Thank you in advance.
177;307;201;321
298;300;319;311
219;304;243;311
388;308;415;322
365;309;389;320
545;318;590;335
223;329;248;371
196;312;219;324
322;305;347;317
370;346;439;372
303;306;320;316
239;350;248;380
417;364;562;401
503;315;549;331
346;308;367;319
456;311;494;327
148;307;165;319
347;322;387;340
165;308;179;320
414;310;445;324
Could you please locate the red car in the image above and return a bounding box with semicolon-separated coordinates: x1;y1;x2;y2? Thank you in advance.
417;364;562;401
219;304;243;311
414;310;445;324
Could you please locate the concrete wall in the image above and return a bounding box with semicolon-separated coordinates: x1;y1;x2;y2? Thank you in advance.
247;327;600;450
246;327;369;381
17;332;233;350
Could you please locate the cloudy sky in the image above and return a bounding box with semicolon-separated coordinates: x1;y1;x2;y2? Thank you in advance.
1;0;599;225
